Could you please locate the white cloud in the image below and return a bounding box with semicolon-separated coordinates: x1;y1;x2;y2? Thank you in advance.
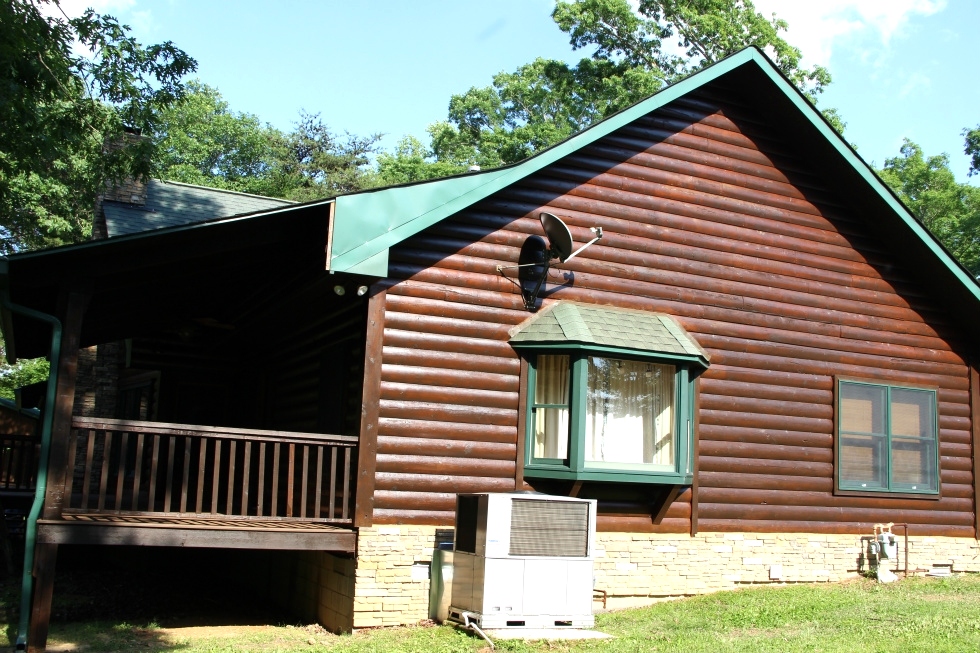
751;0;946;68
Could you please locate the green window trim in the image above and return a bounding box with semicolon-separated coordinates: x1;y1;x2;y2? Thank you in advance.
522;349;698;486
835;378;940;497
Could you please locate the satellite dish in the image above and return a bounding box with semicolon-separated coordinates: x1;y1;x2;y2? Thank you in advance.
495;211;603;311
540;212;574;262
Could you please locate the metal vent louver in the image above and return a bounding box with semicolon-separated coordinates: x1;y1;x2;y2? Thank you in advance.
508;499;589;557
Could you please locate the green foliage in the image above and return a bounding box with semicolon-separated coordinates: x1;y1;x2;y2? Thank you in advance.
153;82;382;200
381;0;836;177
554;0;830;100
152;81;289;197
376;135;467;186
0;0;196;253
0;337;48;400
278;112;382;200
879;139;980;275
965;124;980;177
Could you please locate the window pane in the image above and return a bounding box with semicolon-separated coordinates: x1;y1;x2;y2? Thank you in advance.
891;388;934;437
839;433;887;489
534;355;569;406
891;436;938;492
532;355;570;460
585;357;674;466
840;383;886;434
533;407;569;460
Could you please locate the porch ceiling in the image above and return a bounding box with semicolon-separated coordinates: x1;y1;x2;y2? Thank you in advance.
2;202;360;359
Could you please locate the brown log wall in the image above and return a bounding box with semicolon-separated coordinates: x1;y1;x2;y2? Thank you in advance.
370;86;974;536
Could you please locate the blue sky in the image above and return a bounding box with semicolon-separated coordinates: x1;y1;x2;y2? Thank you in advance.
64;0;979;182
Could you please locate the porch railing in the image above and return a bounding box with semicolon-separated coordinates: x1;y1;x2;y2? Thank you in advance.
0;435;40;493
63;417;357;523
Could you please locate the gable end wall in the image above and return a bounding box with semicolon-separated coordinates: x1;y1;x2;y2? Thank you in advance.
371;85;975;538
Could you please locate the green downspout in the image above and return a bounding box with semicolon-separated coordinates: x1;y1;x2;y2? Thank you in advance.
1;301;62;651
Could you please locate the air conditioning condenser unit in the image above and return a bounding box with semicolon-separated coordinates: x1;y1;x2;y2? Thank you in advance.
448;492;597;629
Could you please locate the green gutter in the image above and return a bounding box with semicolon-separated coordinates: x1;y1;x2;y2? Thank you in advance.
0;301;62;651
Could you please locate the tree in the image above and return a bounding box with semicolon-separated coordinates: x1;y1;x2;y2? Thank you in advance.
153;84;382;200
965;125;980;177
878;140;980;275
380;0;835;176
277;112;383;200
0;0;196;253
152;81;291;197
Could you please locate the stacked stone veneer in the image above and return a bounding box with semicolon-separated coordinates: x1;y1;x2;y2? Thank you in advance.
343;525;980;628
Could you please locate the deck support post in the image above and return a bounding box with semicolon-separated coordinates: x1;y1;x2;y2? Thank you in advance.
27;543;57;653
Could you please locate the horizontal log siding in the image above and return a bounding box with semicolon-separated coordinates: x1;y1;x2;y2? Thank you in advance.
373;89;973;535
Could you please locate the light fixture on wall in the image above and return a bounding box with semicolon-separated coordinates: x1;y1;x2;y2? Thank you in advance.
498;212;602;311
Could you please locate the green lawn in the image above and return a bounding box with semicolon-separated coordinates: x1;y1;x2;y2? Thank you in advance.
7;576;980;652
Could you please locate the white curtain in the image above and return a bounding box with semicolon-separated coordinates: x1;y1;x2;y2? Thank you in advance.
585;357;674;466
533;355;570;459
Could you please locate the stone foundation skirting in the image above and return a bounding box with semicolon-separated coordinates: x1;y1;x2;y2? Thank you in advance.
349;526;980;628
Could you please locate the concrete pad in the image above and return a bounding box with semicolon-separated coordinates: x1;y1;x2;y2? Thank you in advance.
484;628;613;640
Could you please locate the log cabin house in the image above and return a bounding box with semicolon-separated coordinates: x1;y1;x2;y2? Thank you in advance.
4;47;980;649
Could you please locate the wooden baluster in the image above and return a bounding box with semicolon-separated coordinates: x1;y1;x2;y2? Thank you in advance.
81;430;95;509
342;447;351;521
195;438;206;514
314;446;323;519
62;431;77;509
23;438;36;491
147;434;160;512
286;443;295;518
271;443;280;517
226;440;236;515
300;445;309;519
257;442;266;517
132;432;145;511
97;431;112;511
242;441;251;517
166;436;177;512
114;431;129;512
211;440;222;515
329;448;337;520
1;438;11;490
181;437;192;513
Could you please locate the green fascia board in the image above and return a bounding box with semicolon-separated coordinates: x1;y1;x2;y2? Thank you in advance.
328;48;765;277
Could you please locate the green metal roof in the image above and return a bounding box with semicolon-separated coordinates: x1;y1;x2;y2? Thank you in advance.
327;47;980;316
509;301;709;367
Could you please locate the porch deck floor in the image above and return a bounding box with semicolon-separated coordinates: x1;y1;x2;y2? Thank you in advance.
37;514;356;551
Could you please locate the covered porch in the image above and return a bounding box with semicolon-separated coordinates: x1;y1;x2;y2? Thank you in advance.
1;200;373;650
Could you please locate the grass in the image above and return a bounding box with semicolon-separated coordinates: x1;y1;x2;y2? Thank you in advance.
4;575;980;652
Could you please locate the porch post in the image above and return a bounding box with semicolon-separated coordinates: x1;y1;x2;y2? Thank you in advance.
28;288;87;652
354;285;386;527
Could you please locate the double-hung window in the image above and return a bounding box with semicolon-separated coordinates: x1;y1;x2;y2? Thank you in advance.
511;302;708;485
836;379;939;496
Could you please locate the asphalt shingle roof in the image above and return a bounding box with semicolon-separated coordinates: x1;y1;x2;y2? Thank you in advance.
103;179;293;237
509;302;709;365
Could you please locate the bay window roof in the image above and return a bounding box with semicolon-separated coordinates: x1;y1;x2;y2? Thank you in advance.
508;302;710;368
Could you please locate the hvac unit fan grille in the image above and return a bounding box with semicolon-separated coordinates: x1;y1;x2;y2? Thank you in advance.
509;499;589;557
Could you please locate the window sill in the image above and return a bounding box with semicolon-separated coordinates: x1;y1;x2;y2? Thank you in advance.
524;466;693;485
834;486;941;500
